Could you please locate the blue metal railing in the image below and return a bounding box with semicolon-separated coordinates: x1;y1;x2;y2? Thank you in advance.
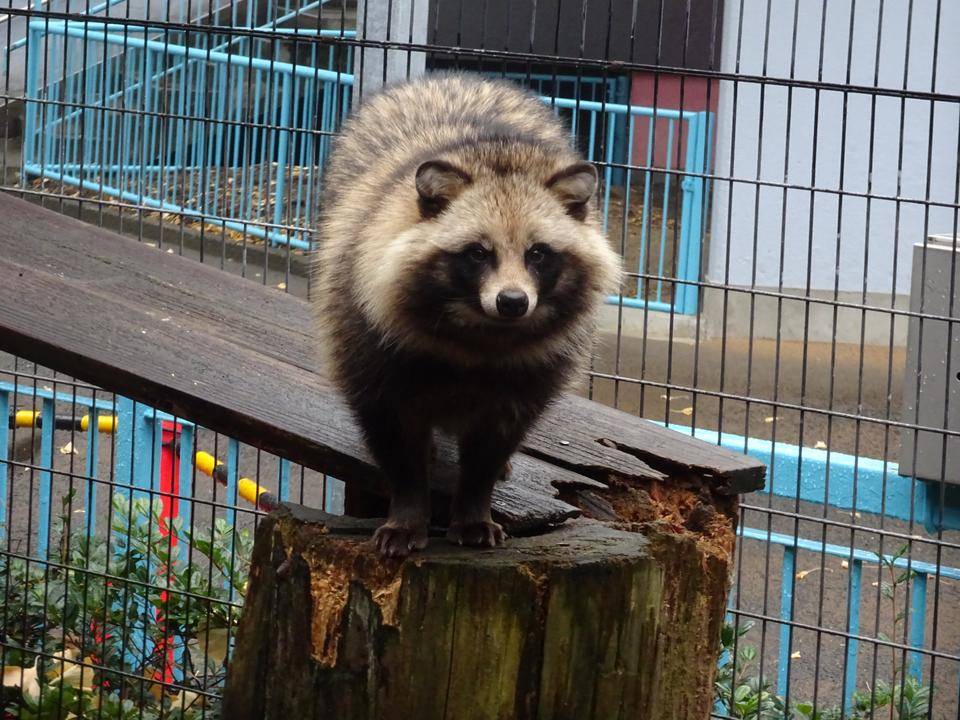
660;418;960;712
537;95;711;315
22;19;353;250
22;21;710;314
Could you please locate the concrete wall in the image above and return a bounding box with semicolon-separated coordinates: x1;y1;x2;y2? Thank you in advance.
352;0;427;102
706;0;960;344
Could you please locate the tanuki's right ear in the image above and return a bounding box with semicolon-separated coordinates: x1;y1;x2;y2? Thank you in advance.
415;160;472;219
546;162;597;221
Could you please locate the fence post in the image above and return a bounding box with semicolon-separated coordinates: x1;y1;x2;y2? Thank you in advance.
676;111;708;316
777;544;797;697
22;24;40;180
272;73;293;242
36;398;54;559
842;558;863;709
352;0;428;104
908;572;927;680
83;407;100;536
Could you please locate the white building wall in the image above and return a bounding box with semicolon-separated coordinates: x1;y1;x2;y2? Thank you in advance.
708;0;960;301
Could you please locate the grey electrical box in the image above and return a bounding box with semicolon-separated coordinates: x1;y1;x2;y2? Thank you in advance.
899;234;960;483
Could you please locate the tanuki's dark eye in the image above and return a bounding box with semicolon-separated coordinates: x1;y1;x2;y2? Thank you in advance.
465;244;490;263
526;243;552;265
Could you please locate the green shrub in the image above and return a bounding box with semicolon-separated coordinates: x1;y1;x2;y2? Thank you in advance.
1;492;253;719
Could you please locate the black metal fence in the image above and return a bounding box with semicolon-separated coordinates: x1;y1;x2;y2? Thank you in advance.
1;0;958;718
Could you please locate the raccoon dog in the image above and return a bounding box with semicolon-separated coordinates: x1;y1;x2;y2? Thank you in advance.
315;74;621;557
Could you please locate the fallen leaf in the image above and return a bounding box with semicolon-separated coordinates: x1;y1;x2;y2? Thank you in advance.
680;407;694;416
3;657;40;701
174;690;202;710
58;656;96;692
764;416;777;423
46;648;80;681
791;651;801;659
197;627;231;667
797;567;832;580
143;671;165;702
814;440;827;449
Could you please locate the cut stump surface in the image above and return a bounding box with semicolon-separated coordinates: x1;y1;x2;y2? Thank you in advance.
223;495;737;720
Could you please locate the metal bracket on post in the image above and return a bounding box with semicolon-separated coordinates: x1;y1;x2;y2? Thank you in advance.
899;234;960;485
352;0;428;105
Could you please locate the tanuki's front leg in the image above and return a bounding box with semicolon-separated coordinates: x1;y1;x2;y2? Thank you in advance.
448;425;522;547
355;405;432;558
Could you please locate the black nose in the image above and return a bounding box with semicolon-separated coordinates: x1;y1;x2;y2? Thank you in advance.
496;289;529;318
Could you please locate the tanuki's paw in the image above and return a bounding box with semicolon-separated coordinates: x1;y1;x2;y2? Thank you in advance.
446;520;506;548
373;521;429;558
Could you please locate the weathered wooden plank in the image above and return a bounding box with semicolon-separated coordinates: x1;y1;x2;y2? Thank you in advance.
527;395;765;495
0;251;592;532
0;192;765;521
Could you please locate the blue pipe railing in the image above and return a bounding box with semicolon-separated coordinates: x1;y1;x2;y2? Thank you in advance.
23;20;708;314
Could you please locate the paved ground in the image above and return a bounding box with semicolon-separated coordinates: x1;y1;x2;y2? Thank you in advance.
1;198;958;716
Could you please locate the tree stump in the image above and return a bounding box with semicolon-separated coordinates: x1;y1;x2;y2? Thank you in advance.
223;484;739;720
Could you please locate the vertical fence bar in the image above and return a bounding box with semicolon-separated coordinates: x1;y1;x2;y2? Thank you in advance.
36;398;55;559
176;423;194;558
84;408;100;536
777;545;797;696
101;46;116;194
188;52;207;219
655;120;675;305
141;47;155;203
226;438;240;526
82;46;97;181
23;26;41;176
602;112;616;236
273;73;293;243
211;62;229;222
638;118;655;302
908;571;927;680
675;111;708;315
0;391;8;542
842;559;863;709
278;458;291;502
119;50;134;195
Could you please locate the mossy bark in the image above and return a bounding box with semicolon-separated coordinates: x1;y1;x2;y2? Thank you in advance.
223;502;734;720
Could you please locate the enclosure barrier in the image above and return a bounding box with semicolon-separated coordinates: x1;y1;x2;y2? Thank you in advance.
22;19;709;314
4;0;958;716
3;375;956;712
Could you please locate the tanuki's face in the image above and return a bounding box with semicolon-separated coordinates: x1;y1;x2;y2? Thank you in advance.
394;162;616;347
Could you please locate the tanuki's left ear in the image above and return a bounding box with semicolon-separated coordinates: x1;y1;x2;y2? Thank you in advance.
416;160;472;219
546;162;597;221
